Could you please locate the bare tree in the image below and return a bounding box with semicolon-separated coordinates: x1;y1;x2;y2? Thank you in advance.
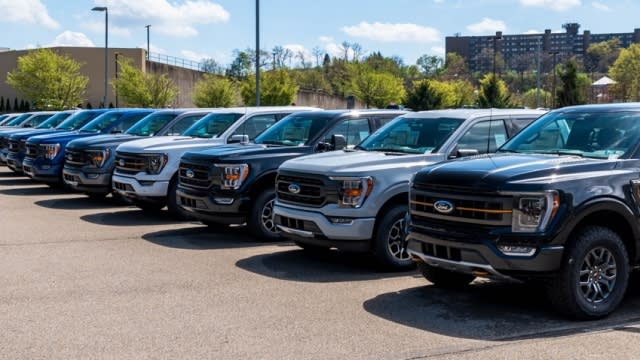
312;47;324;67
351;43;363;62
341;41;351;61
297;50;310;69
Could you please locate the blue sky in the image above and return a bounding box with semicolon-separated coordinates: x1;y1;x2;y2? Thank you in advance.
0;0;637;68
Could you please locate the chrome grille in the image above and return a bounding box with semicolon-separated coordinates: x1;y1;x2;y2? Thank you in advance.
115;152;146;174
276;173;333;207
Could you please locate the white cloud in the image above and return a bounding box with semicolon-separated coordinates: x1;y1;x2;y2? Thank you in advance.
431;46;445;56
0;0;59;29
341;22;440;43
466;18;507;34
592;1;610;11
319;36;353;59
181;50;209;62
100;0;230;38
520;0;581;11
47;31;95;47
524;29;542;34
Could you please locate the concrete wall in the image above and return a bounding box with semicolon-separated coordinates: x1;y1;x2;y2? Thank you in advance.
145;61;203;108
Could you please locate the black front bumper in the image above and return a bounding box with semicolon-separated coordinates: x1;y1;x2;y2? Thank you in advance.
176;187;250;225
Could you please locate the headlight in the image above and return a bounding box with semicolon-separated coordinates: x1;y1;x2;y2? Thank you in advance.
86;149;110;168
41;143;61;159
215;164;249;189
146;154;168;174
511;191;559;233
331;176;374;208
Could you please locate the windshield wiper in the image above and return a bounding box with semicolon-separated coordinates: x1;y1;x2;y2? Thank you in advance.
538;149;584;157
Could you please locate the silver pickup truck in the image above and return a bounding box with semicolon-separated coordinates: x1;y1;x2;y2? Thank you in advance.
273;108;546;270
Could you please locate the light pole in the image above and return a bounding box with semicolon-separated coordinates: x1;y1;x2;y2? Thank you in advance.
255;0;260;106
492;34;502;79
549;51;559;108
145;25;151;60
115;52;120;107
92;6;108;108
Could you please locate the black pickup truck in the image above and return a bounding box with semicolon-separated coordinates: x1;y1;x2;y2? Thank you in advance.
406;103;640;319
176;109;406;240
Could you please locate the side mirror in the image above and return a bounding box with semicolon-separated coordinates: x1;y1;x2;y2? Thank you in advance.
449;148;480;159
331;134;347;150
229;134;249;144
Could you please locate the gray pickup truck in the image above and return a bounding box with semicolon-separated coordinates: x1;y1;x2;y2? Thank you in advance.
273;108;546;270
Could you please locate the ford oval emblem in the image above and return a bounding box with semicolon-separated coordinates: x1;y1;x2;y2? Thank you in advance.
66;153;73;161
288;183;301;194
433;200;455;214
118;159;125;167
186;169;195;178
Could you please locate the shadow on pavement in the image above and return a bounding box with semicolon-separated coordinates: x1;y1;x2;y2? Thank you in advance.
80;208;189;226
0;185;72;196
141;225;279;250
36;195;128;210
0;177;38;186
235;247;417;283
363;276;640;341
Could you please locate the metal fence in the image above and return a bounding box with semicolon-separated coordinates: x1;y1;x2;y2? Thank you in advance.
148;52;203;72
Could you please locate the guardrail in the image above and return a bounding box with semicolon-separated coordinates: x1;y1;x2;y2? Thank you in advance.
148;52;203;72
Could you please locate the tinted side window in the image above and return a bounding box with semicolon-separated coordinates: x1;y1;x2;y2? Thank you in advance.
112;114;149;133
456;119;508;154
324;118;371;147
232;114;277;140
166;114;205;135
508;117;537;136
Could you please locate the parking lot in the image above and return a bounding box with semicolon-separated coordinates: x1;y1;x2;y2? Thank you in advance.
2;165;640;359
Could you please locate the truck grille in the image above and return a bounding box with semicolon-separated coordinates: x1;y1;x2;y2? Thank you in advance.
115;152;146;174
8;139;26;153
410;184;512;226
178;161;212;189
25;143;40;158
276;173;335;207
64;148;86;167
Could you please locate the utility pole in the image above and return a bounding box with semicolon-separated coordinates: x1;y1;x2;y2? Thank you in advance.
145;25;151;60
255;0;260;106
536;40;541;108
549;51;559;108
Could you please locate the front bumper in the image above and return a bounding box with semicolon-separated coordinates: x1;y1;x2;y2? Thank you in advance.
176;187;249;225
6;152;24;173
22;157;63;183
405;229;564;280
273;204;375;252
62;167;112;194
111;174;169;202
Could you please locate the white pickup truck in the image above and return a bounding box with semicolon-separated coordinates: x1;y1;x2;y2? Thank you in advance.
111;106;319;217
273;108;546;270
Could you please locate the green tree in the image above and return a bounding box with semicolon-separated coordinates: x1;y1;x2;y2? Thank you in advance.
293;68;332;93
193;74;237;107
404;80;443;111
416;55;444;77
6;48;88;110
226;50;253;80
240;70;299;106
477;73;512;108
585;38;621;75
112;57;178;108
351;70;405;109
520;88;552;108
609;43;640;102
557;58;587;107
439;52;471;81
200;58;225;75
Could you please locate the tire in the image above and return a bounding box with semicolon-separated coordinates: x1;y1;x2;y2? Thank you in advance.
248;188;279;241
167;177;190;220
417;262;476;288
546;226;629;320
372;204;414;270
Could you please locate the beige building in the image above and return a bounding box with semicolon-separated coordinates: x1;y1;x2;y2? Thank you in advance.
0;46;203;109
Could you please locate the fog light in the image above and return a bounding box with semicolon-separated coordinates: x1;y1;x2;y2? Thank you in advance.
497;245;536;256
328;217;353;224
214;197;234;205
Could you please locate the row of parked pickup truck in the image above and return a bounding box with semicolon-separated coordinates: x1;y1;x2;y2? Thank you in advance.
3;102;640;320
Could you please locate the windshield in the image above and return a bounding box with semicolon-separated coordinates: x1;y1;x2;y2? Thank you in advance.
182;113;243;138
358;116;464;154
56;111;104;130
78;112;122;133
4;113;30;126
500;110;640;159
35;112;72;129
254;114;329;146
125;113;178;136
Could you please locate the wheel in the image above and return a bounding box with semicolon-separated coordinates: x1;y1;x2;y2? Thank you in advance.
417;262;476;288
167;177;190;220
294;240;330;253
247;188;279;241
546;226;629;320
372;204;414;270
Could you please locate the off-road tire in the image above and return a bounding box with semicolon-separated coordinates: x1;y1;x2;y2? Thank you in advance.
372;204;414;270
248;188;279;241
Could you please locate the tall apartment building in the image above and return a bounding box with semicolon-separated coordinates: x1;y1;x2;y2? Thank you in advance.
445;23;640;74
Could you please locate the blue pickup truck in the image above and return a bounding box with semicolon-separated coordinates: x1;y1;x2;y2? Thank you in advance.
23;109;154;185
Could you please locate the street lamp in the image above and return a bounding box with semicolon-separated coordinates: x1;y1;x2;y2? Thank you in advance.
255;0;260;106
492;34;502;79
549;51;559;108
145;25;151;60
92;6;108;108
115;52;120;107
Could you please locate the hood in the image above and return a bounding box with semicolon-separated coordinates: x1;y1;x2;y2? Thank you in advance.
280;149;440;175
9;128;67;140
115;136;225;153
26;131;95;145
67;134;142;150
181;143;312;163
0;128;39;137
413;153;623;191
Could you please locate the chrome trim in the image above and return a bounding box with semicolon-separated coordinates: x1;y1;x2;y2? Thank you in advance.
407;248;515;280
276;225;314;238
